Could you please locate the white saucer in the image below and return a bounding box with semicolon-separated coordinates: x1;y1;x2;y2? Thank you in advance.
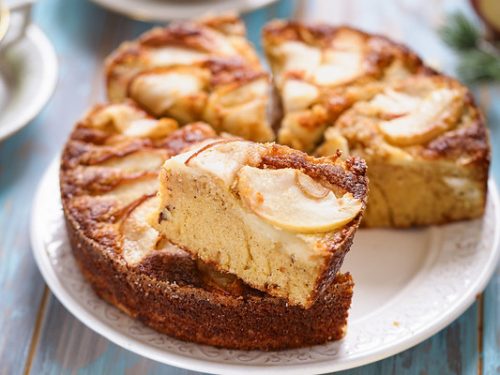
0;24;58;142
89;0;279;22
31;157;500;374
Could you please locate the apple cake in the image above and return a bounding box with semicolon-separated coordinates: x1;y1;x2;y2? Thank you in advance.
153;139;367;307
60;15;491;351
60;102;355;350
263;20;490;227
105;14;276;142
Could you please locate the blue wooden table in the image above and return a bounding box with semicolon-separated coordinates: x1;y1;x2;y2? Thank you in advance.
0;0;499;374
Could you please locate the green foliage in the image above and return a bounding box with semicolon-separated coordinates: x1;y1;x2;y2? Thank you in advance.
440;12;480;50
458;49;500;82
439;12;500;84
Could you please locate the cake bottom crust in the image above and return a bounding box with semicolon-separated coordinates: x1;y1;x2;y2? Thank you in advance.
65;213;354;351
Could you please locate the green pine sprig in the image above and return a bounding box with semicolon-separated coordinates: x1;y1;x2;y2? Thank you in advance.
439;12;500;84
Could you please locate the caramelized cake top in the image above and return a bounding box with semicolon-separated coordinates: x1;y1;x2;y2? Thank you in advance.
105;14;275;142
261;20;489;169
317;74;489;167
60;102;217;262
263;20;433;152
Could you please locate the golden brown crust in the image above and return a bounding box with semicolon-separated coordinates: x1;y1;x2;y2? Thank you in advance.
104;17;275;142
423;111;490;165
126;58;268;99
263;20;425;68
138;14;248;50
330;74;490;165
105;16;262;103
262;20;432;84
60;103;217;246
60;103;355;350
263;20;489;169
263;20;438;152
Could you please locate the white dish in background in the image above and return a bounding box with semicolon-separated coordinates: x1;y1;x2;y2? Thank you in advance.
31;157;500;374
0;5;58;142
89;0;279;22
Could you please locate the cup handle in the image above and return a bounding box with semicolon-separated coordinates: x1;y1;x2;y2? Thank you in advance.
5;0;34;44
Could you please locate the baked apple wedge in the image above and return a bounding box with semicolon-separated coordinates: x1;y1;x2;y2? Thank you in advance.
153;140;367;307
236;166;362;233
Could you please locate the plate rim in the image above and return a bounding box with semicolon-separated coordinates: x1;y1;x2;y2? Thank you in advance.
30;157;500;374
0;24;58;142
88;0;280;22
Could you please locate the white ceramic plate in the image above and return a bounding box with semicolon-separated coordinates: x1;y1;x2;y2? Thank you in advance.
31;157;500;374
89;0;279;22
0;24;58;141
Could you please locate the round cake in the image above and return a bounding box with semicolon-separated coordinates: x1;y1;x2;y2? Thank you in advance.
60;14;491;351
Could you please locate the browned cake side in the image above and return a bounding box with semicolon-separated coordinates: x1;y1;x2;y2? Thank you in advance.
60;103;354;350
65;222;353;350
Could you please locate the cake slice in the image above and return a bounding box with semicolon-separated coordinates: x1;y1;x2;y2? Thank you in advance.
105;14;276;142
153;139;367;307
316;75;490;227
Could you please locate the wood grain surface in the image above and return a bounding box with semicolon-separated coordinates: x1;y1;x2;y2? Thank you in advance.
0;0;498;374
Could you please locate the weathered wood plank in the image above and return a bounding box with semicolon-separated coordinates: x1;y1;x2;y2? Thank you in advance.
483;267;500;375
30;295;196;375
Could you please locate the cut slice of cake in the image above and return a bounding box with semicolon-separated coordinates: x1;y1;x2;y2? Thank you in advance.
105;14;276;142
153;139;368;307
316;75;490;227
